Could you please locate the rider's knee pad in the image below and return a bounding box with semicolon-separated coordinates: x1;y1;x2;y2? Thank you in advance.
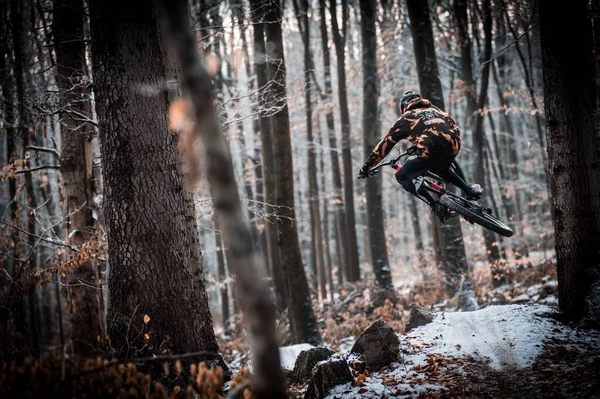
395;170;416;194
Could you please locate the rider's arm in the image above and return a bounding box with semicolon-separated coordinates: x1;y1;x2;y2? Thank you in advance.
358;117;409;177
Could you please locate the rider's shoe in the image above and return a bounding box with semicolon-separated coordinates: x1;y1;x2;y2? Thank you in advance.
466;184;483;200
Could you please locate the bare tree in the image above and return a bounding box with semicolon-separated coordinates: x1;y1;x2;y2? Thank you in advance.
263;0;321;345
330;0;361;282
249;0;287;310
54;0;105;354
406;0;477;311
294;0;326;299
359;0;393;290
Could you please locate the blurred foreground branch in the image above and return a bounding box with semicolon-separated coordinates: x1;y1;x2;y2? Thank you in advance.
158;0;285;397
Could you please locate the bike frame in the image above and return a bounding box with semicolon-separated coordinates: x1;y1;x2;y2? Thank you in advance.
368;151;470;208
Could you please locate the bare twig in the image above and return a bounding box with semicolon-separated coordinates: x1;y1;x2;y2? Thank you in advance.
481;22;539;65
15;164;61;174
25;145;60;157
69;350;223;378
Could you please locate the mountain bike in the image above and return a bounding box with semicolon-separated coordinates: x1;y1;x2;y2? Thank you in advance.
367;149;514;237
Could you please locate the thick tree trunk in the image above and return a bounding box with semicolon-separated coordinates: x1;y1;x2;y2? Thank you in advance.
330;0;361;282
89;0;223;366
263;0;321;345
249;2;287;310
406;0;477;311
54;0;105;354
539;0;600;322
359;0;393;290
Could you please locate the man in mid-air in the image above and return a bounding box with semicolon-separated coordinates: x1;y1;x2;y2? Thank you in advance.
357;91;483;220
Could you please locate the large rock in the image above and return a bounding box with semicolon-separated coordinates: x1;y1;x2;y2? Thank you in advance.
404;304;435;332
290;347;335;384
350;320;399;371
305;355;353;399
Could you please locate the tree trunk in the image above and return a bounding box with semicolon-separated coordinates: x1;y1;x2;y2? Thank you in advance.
330;0;361;282
539;0;600;323
294;0;325;297
359;0;393;290
454;0;503;271
54;0;105;354
406;0;477;311
89;0;223;366
319;121;335;301
319;0;347;277
263;0;321;345
249;1;287;310
11;0;42;353
215;219;229;328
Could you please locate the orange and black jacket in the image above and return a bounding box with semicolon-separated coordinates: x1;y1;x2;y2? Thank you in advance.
361;98;462;172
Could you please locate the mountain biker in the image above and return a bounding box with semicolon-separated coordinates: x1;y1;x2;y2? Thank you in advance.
357;91;483;221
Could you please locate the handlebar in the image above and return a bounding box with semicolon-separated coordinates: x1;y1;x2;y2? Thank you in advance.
366;150;410;178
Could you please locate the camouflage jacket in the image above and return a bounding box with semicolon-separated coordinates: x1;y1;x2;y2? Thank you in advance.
361;98;461;172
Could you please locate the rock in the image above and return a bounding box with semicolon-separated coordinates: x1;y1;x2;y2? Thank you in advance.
351;320;400;372
305;355;353;399
404;303;435;332
290;347;335;384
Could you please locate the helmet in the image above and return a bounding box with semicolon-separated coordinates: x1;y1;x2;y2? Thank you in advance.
400;91;422;113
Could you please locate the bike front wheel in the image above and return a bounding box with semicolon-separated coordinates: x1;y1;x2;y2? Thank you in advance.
439;194;514;237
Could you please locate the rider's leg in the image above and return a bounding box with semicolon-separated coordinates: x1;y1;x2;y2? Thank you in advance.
431;156;483;200
394;155;439;210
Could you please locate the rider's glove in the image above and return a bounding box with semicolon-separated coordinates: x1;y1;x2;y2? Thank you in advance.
357;165;369;179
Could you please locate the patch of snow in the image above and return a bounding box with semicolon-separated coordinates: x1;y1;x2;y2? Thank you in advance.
279;343;314;370
405;304;559;369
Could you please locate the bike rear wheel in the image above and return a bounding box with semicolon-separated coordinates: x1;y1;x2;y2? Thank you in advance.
439;194;514;237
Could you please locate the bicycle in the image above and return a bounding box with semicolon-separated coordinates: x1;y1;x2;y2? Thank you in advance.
367;149;514;238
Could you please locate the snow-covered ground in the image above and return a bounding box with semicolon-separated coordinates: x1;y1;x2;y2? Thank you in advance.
326;304;600;398
405;304;559;369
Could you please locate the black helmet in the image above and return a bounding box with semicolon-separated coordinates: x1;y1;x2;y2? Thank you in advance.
400;91;422;113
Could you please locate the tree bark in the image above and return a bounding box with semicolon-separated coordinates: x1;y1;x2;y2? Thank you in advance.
406;0;477;311
330;0;361;282
263;0;321;345
359;0;393;290
89;0;223;367
539;0;600;322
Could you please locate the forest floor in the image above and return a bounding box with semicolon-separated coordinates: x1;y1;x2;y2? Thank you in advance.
220;256;600;398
